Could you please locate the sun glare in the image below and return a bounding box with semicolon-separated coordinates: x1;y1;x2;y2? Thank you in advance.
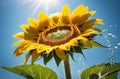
22;0;59;15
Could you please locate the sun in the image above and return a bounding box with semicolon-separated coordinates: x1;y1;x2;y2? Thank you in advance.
21;0;59;14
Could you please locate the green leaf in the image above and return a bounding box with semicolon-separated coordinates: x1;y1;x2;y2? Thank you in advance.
81;63;120;79
1;64;57;79
91;41;108;48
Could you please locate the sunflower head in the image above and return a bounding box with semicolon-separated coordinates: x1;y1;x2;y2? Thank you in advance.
13;4;104;65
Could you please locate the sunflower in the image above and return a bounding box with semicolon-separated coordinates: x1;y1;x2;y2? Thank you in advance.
13;4;103;65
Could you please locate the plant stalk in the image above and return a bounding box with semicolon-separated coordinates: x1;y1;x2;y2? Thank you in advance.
64;55;72;79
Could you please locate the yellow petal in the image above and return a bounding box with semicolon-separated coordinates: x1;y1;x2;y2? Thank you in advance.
20;24;29;31
83;6;88;14
59;43;70;51
69;39;78;46
81;28;101;37
13;32;24;39
14;44;27;57
14;41;38;57
83;28;101;33
25;33;36;40
28;27;38;34
13;32;36;40
71;5;84;24
80;18;103;31
61;5;70;24
45;47;55;54
71;4;84;18
89;11;96;16
61;16;70;24
28;18;39;28
62;5;70;16
38;12;49;21
37;44;46;53
71;15;80;24
55;48;66;60
38;12;50;30
71;5;89;24
45;46;55;54
39;20;49;31
12;40;25;46
80;37;92;47
24;52;32;64
23;43;39;52
50;13;60;24
31;50;41;64
51;16;59;24
20;24;38;35
77;11;96;25
77;6;88;17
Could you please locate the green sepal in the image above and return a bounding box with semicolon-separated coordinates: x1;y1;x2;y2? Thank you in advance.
43;52;53;65
87;33;98;40
74;46;83;54
67;51;75;61
91;41;108;48
53;52;62;66
73;46;86;59
81;63;120;79
77;40;89;49
72;45;85;58
1;64;58;79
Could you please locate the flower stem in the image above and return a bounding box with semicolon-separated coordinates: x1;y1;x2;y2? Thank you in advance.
64;55;72;79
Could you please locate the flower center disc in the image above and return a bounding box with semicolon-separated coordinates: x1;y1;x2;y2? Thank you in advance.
38;25;81;46
47;29;70;40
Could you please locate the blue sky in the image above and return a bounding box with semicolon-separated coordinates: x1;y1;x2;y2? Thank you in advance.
0;0;120;79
